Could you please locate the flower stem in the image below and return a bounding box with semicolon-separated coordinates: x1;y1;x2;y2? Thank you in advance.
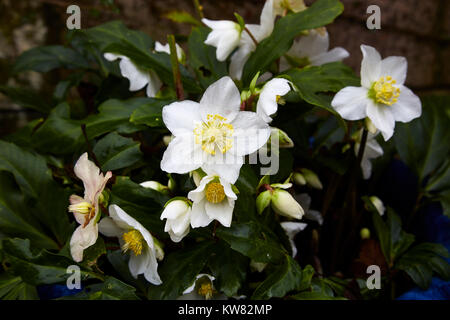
168;34;184;100
244;27;259;46
356;128;368;169
192;0;204;19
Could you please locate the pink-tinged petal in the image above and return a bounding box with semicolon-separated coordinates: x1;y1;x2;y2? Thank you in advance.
391;86;422;123
70;222;98;262
199;77;241;122
74;153;103;203
366;101;395;141
331;86;369;120
360;45;381;88
162;100;201;136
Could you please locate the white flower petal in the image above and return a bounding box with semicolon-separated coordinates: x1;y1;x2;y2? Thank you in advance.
229;45;253;80
190;199;213;228
146;69;162;98
391;86;422;123
258;0;275;38
98;217;123;238
360;45;381;88
230;111;271;156
331;86;369;120
202;19;241;61
143;249;162;285
128;251;149;278
310;47;350;66
162;100;201;136
118;57;150;91
257;78;291;122
161;134;202;174
70;222;98;262
161;200;190;220
201;155;244;184
366;102;395;141
219;178;237;200
188;176;214;202
199;77;241;122
380;56;407;85
205;200;234;227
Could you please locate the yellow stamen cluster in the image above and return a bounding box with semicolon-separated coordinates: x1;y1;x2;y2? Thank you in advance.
68;201;92;215
193;114;233;155
197;282;214;300
371;76;401;106
205;182;226;204
122;229;145;256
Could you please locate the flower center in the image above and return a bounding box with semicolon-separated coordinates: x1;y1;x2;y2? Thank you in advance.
122;229;145;256
194;114;233;155
197;282;214;300
68;201;96;227
205;182;226;204
369;76;401;106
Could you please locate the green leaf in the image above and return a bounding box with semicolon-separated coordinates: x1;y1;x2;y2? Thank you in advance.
130;98;173;127
147;242;215;300
80;237;106;268
0;86;51;114
241;0;344;85
252;255;303;299
85;98;148;139
110;177;169;236
208;242;248;297
165;11;202;26
438;190;450;217
188;27;228;89
0;274;39;300
13;45;90;74
216;221;287;263
0;141;72;247
394;96;450;185
283;62;360;128
31;103;84;155
396;243;450;289
0;172;59;249
290;291;346;300
93;132;143;171
61;276;140;300
1;238;102;286
235;164;259;195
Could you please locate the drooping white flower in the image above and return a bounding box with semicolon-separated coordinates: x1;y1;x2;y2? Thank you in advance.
154;41;185;63
273;0;307;16
280;28;349;71
256;78;292;123
354;129;384;180
68;153;112;262
98;205;162;285
160;199;191;242
161;76;271;183
230;0;276;80
178;274;226;300
202;19;242;62
188;174;237;228
104;53;162;97
280;221;307;257
140;180;170;194
331;45;422;141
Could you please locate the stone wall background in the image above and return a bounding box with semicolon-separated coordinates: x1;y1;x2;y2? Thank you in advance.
1;0;449;136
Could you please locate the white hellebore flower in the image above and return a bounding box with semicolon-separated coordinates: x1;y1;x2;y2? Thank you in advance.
104;53;162;98
98;205;162;285
179;274;226;300
202;19;242;62
331;45;422;141
280;221;307;257
256;78;292;123
280;28;349;71
272;188;304;220
230;0;276;80
354;129;384;180
160;199;191;242
68;153;112;262
188;175;237;228
161;76;271;183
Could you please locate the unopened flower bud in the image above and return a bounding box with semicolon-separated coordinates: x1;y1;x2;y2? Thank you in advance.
369;196;385;216
160;198;191;243
271;189;304;220
292;172;306;186
300;168;323;190
163;135;174;146
360;228;371;239
140;181;169;194
272;127;294;148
